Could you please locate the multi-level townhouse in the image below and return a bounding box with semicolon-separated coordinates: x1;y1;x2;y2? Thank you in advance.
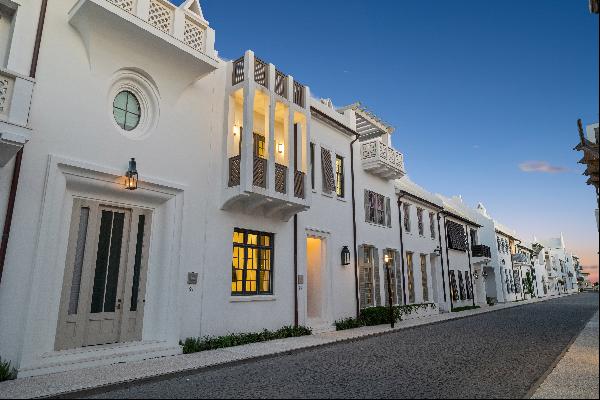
540;235;579;296
514;242;537;300
435;195;487;310
530;241;549;298
395;177;445;309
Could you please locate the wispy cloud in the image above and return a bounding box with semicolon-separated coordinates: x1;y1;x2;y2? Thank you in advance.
518;161;570;173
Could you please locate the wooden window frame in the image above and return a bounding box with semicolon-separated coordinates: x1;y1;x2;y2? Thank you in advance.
231;228;274;296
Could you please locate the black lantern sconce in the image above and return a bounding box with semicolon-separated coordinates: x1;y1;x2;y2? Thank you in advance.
125;158;138;190
433;246;442;256
473;270;480;279
341;246;351;266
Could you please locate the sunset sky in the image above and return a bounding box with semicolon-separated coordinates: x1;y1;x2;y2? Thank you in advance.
184;0;599;281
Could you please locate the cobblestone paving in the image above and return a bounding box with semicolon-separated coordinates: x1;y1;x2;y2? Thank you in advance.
81;294;598;399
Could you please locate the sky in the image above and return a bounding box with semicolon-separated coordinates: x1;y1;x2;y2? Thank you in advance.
181;0;599;281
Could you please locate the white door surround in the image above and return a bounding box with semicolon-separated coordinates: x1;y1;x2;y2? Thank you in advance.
16;155;185;377
304;228;334;332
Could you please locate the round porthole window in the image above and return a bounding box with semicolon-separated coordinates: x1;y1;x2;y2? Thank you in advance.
113;91;141;131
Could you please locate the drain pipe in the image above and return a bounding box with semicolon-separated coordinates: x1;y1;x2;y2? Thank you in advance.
436;212;447;303
293;214;298;327
0;0;48;284
350;133;360;318
397;196;407;305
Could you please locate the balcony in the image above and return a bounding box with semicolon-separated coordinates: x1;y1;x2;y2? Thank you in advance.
222;51;310;221
512;253;530;265
69;0;219;81
0;68;35;166
472;244;491;258
361;139;405;180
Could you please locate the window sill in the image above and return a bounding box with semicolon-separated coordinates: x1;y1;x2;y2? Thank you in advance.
336;196;347;203
229;295;277;303
321;192;334;199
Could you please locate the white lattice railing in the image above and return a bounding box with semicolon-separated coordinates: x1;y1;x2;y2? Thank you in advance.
0;71;15;120
148;0;174;33
107;0;136;13
183;16;206;52
361;140;405;172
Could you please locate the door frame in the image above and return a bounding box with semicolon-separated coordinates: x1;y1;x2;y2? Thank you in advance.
303;229;333;327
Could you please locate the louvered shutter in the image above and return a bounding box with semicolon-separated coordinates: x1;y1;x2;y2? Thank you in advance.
395;250;403;305
358;245;367;310
373;248;381;306
364;190;370;222
385;197;392;227
321;148;335;193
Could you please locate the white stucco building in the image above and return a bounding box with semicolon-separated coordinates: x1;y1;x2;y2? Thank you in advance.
0;0;584;379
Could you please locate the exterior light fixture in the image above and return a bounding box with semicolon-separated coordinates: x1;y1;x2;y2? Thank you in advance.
278;143;284;154
482;270;488;278
433;246;442;256
384;253;391;264
473;271;480;279
341;246;351;266
233;125;241;136
125;158;138;190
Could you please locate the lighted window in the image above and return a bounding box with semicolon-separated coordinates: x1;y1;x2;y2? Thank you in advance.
335;155;344;197
113;91;141;131
231;229;273;296
406;252;415;304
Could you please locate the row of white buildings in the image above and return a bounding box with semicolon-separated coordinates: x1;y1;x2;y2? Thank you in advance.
0;0;581;378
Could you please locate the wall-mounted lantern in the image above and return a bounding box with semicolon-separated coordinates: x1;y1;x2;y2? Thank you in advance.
384;253;391;265
233;125;241;136
473;270;480;279
482;270;488;279
341;246;351;266
125;158;138;190
278;142;285;154
433;246;442;256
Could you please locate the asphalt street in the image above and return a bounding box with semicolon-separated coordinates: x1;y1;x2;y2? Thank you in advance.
79;293;599;399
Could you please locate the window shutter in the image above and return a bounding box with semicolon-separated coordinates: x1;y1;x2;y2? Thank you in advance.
385;197;392;227
395;250;403;305
321;148;335;193
358;245;367;310
364;190;370;222
373;248;381;306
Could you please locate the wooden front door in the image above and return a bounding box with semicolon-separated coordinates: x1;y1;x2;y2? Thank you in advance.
55;199;152;351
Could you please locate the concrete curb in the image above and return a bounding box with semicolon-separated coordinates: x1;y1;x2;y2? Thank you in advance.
0;293;579;399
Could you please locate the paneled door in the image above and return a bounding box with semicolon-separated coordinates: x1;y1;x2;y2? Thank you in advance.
55;199;152;351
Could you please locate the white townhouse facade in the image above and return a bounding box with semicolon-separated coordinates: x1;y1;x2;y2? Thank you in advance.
436;195;489;310
540;235;579;296
0;0;583;379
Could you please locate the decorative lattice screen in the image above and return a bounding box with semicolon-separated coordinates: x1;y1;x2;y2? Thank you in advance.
0;75;13;118
148;0;174;33
184;17;205;51
446;220;467;251
108;0;135;13
321;148;335;193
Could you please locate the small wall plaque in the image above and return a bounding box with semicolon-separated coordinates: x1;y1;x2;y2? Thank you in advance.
297;274;304;285
187;272;198;285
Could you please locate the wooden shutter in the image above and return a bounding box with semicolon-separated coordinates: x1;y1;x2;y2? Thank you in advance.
364;190;370;222
385;197;392;227
395;250;403;305
321;148;335;193
358;245;367;309
373;248;381;306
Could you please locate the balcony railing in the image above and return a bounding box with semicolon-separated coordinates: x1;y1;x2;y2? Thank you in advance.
294;170;305;199
253;156;267;188
512;253;530;265
360;139;405;180
293;81;305;108
0;74;13;121
275;70;287;98
228;155;241;187
254;57;268;88
472;244;491;258
230;52;307;108
275;163;287;194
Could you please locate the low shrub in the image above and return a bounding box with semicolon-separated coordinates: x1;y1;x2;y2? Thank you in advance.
452;305;480;313
181;325;312;354
335;303;439;330
0;357;17;382
334;317;363;331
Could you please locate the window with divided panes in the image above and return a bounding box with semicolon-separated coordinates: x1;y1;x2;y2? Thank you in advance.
429;212;436;239
365;190;391;227
231;229;273;296
417;208;424;236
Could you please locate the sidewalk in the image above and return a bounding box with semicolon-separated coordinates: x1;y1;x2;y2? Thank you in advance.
530;311;599;399
0;294;575;399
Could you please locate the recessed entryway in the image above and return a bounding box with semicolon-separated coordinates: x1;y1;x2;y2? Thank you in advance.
305;235;332;332
55;198;152;351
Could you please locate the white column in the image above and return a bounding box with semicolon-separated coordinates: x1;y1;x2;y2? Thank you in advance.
286;75;295;198
172;8;185;40
241;51;255;193
135;0;151;21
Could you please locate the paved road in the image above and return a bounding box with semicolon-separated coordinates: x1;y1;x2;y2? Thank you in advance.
80;293;598;399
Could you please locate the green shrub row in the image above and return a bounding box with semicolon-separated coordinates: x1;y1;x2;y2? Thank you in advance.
181;325;312;354
0;357;17;382
335;303;438;331
452;305;480;312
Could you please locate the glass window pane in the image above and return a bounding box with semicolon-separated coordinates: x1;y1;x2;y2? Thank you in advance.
247;233;257;245
130;215;146;312
91;211;113;314
104;212;125;313
113;108;127;129
126;92;141;115
124;112;140;131
113;92;128;110
68;207;90;315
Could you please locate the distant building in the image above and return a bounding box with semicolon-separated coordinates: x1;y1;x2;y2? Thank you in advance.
590;0;599;14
